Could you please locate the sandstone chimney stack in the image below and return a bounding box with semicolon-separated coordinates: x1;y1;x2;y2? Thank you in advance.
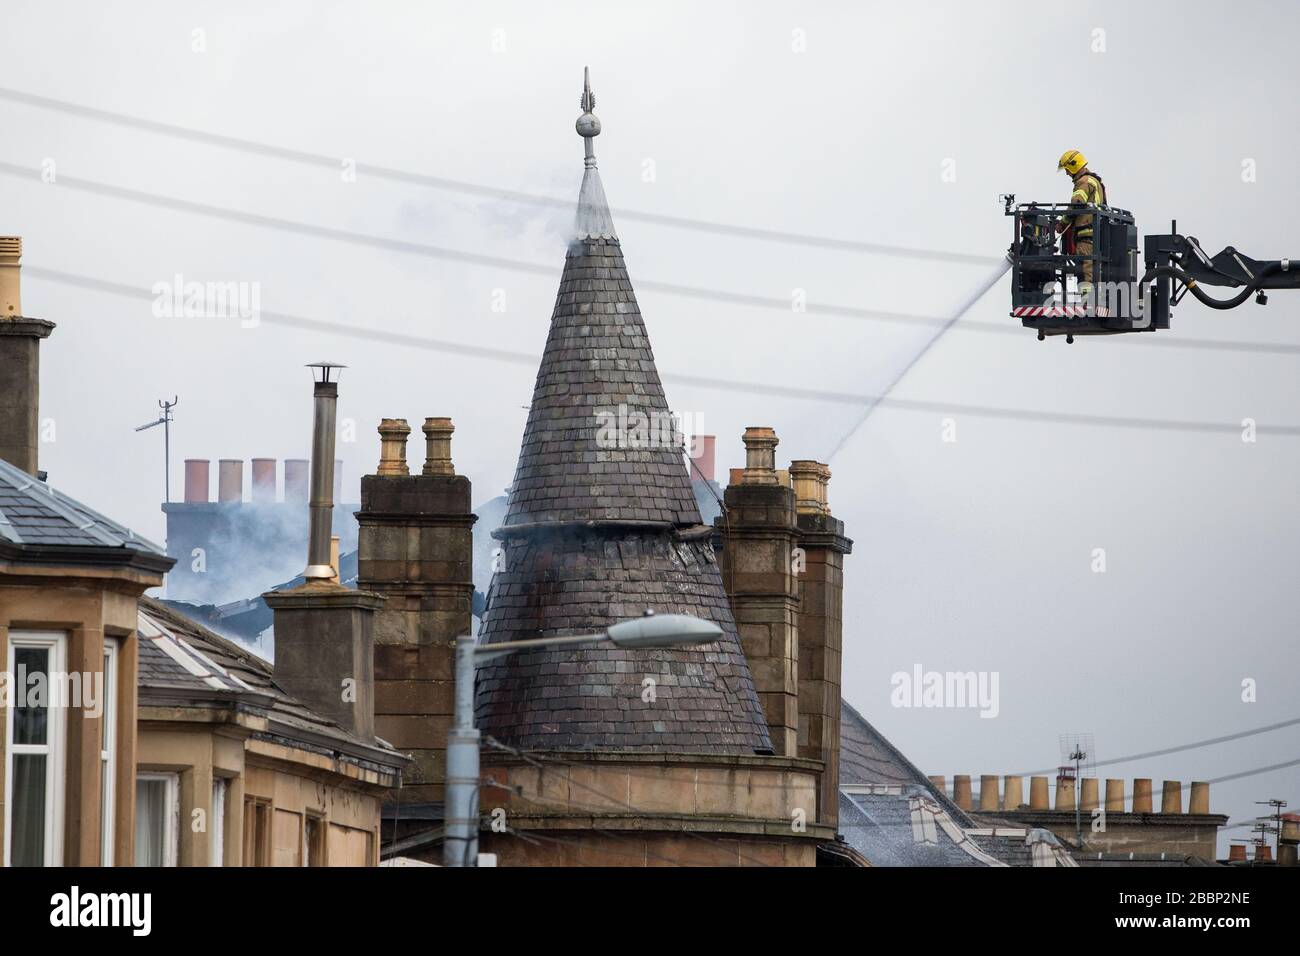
0;237;56;476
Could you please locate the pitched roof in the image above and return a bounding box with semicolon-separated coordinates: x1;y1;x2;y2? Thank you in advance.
0;456;165;554
138;597;404;770
474;75;771;755
839;698;973;824
838;787;1006;867
838;700;1078;867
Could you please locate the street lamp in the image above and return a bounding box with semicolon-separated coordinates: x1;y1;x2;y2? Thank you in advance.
442;611;723;867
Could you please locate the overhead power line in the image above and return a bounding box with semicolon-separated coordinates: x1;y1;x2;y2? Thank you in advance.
0;84;997;265
1015;716;1300;778
4;160;1298;357
24;264;1300;438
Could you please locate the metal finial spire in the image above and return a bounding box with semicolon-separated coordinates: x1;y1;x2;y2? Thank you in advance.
575;65;601;168
572;66;616;242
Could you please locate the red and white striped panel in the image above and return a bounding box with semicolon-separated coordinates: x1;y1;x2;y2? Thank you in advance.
1012;305;1112;318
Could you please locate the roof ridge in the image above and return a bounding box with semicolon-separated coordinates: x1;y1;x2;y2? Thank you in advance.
840;697;976;827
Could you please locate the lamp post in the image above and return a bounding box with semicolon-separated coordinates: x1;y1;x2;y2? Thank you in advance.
442;611;724;867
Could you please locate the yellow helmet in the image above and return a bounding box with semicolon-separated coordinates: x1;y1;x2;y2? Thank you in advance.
1058;149;1087;175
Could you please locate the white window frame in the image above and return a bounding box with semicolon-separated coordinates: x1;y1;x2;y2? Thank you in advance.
100;638;119;866
210;777;227;867
3;630;68;867
135;772;180;868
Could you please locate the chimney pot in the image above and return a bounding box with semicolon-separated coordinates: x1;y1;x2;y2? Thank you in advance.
1255;845;1273;863
1055;775;1077;811
927;775;947;796
789;460;830;515
284;459;309;503
1029;776;1049;810
690;434;716;483
1161;780;1182;814
952;774;972;811
979;774;1000;811
1132;778;1154;813
1188;781;1210;815
1105;778;1125;812
376;419;411;476
727;467;744;486
740;427;779;485
303;376;341;580
1080;778;1100;812
251;458;277;503
1228;844;1248;863
218;459;244;503
183;459;210;503
422;417;455;476
1279;844;1298;867
0;236;21;315
1002;775;1024;810
0;236;55;476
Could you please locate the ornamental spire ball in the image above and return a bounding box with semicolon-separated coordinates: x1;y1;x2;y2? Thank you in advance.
575;65;601;153
571;66;616;241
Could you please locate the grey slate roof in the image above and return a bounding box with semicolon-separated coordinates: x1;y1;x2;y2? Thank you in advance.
838;787;1005;867
0;456;164;553
840;698;973;825
500;237;702;530
138;597;404;768
838;700;1076;867
475;140;771;755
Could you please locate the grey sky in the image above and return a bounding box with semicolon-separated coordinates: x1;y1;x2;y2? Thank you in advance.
2;0;1296;852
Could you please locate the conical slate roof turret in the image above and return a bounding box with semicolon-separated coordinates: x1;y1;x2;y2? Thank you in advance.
500;70;700;532
476;71;771;754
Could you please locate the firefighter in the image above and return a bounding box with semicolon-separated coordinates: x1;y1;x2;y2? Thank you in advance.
1055;149;1106;296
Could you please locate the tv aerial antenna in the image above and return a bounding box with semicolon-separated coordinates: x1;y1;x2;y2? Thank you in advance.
1059;733;1096;853
135;397;178;503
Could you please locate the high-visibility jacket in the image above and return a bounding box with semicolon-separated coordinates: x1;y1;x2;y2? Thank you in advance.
1067;170;1106;238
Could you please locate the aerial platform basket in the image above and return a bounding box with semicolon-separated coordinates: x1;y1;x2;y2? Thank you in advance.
1002;193;1298;343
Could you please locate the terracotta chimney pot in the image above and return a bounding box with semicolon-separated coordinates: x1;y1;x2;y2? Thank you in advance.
422;417;454;476
218;459;243;503
690;435;716;483
740;427;779;485
1132;778;1153;813
184;459;210;503
0;236;21;315
952;774;972;811
1161;780;1183;814
251;458;277;503
1105;779;1125;812
979;774;1000;811
284;459;309;503
377;419;411;476
1029;776;1049;810
1003;775;1024;810
1055;776;1076;811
